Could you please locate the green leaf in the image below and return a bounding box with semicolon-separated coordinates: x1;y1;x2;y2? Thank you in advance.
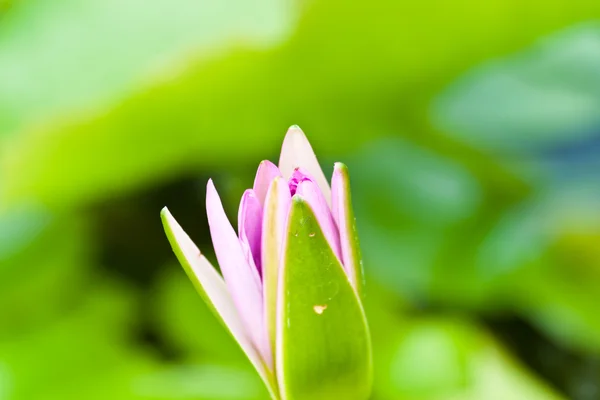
277;196;372;400
5;1;600;208
381;318;565;400
433;23;600;153
0;0;292;137
0;0;294;208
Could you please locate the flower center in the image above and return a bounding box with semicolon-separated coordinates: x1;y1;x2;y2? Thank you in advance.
288;168;312;196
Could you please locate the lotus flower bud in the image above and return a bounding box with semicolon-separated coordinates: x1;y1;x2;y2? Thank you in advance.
161;126;371;400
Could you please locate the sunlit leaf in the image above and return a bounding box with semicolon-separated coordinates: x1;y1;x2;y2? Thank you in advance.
0;0;293;137
3;1;600;207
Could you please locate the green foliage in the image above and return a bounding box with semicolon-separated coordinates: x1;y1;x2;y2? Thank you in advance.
0;281;158;400
151;267;249;365
433;23;600;153
384;319;564;400
3;0;600;208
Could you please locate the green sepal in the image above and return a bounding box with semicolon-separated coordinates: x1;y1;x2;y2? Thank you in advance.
160;208;279;399
276;196;372;400
335;162;366;299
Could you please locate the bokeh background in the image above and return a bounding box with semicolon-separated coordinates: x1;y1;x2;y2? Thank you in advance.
2;0;600;399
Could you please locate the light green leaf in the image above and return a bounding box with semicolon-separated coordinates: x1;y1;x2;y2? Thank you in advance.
384;318;565;400
5;1;600;208
277;196;372;400
0;0;292;137
433;23;600;153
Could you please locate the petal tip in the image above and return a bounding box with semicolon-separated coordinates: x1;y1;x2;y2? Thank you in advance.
334;161;347;170
268;175;286;191
284;125;306;141
258;159;278;169
241;188;256;199
160;207;175;228
206;179;220;204
279;126;331;203
334;162;350;175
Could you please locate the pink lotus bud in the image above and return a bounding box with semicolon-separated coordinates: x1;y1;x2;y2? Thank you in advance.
162;126;371;400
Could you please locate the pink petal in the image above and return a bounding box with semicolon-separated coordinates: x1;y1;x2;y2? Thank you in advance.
238;189;264;279
206;180;272;367
161;208;270;382
331;163;362;291
295;174;342;262
261;177;292;359
278;125;331;206
253;160;281;206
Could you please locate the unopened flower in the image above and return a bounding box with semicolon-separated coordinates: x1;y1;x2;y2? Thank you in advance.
161;126;372;400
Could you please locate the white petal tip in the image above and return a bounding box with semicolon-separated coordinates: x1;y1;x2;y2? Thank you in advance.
284;125;306;141
279;125;331;205
161;207;175;225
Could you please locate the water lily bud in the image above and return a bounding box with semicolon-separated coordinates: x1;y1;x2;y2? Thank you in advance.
161;126;372;399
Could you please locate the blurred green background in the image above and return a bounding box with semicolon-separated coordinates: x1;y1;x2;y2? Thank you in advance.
2;0;600;399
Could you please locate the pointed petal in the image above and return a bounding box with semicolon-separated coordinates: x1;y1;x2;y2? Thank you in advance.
253;160;282;206
331;163;364;296
276;197;372;400
238;189;264;278
206;180;272;368
295;178;342;262
278;126;331;206
161;208;278;397
261;176;292;364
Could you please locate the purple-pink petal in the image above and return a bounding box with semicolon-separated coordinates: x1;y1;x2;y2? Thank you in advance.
206;180;272;367
294;173;342;262
238;189;264;279
253;160;282;206
161;208;271;383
